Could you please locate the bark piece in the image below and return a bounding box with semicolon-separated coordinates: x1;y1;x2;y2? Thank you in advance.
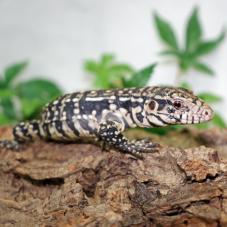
1;127;227;226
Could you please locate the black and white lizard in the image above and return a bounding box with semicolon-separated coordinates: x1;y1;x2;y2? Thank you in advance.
0;86;213;158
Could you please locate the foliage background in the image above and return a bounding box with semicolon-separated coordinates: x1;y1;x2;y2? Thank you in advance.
0;0;226;127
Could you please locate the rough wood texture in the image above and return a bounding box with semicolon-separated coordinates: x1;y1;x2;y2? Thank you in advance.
1;126;227;226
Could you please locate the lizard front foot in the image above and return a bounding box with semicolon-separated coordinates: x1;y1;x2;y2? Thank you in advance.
131;139;161;153
98;120;161;159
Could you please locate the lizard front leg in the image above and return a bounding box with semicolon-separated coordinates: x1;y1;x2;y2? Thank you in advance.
97;120;160;158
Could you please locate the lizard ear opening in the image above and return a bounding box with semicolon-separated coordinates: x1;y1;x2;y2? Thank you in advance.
149;100;156;110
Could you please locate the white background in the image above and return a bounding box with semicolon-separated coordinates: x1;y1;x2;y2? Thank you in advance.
0;0;226;119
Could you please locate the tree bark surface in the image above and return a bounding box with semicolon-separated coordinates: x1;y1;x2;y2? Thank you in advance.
1;127;227;226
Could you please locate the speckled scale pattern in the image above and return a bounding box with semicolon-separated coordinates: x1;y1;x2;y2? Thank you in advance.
0;86;213;158
39;87;149;140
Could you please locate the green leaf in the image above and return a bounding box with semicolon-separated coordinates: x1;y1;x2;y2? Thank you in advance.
0;113;15;125
159;50;180;57
194;29;225;56
94;73;111;89
20;98;43;119
84;54;135;89
109;64;134;88
180;81;192;89
4;61;28;86
15;79;62;119
0;89;14;98
212;113;226;128
198;92;222;103
124;64;156;88
154;13;178;50
0;98;17;120
109;64;134;75
15;79;62;101
185;7;202;51
193;62;214;75
84;60;98;73
0;77;7;89
101;54;115;66
178;50;197;72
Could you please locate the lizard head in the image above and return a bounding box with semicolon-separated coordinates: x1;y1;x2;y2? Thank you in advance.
145;87;214;126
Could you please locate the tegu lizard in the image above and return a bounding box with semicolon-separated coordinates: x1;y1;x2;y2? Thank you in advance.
0;86;213;158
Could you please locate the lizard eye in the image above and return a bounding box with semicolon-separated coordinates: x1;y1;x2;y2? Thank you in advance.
173;100;182;109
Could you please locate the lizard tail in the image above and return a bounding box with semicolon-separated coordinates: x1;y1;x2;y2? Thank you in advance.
13;120;43;142
0;140;21;150
0;120;43;150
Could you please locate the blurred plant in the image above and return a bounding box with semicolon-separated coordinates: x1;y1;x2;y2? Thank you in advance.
0;61;62;125
84;54;156;89
154;7;225;78
153;7;226;128
84;54;133;89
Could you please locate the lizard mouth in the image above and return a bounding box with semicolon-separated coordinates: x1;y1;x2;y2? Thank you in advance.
172;107;214;124
156;105;213;125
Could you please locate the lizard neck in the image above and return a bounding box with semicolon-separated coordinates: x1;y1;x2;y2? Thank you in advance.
117;91;151;129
